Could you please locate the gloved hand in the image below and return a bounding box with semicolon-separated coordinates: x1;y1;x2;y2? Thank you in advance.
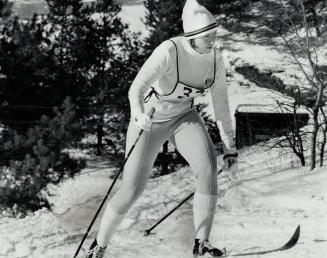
134;113;152;131
223;148;238;173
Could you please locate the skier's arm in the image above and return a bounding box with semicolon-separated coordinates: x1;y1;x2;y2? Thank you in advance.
209;54;235;150
128;41;174;118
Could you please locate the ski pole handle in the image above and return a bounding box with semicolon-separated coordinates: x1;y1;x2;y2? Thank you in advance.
148;107;155;118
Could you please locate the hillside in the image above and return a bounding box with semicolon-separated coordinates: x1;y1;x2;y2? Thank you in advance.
11;0;143;18
0;142;326;258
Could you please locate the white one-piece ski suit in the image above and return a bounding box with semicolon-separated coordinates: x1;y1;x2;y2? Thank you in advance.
95;36;235;248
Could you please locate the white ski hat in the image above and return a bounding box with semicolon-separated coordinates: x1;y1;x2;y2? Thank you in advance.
182;0;218;39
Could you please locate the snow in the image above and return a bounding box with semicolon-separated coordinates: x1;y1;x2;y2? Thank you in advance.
11;1;148;37
196;53;307;130
1;3;327;258
217;27;327;92
1;143;327;257
119;5;148;37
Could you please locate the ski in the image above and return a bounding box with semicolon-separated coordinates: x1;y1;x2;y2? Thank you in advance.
225;225;300;257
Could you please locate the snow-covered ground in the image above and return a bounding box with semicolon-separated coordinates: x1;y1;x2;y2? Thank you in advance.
11;0;147;36
119;5;147;36
1;144;327;258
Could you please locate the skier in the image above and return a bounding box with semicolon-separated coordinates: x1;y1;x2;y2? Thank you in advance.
86;0;237;257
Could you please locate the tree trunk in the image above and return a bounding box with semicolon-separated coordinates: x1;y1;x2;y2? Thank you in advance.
319;107;327;166
96;108;104;156
309;7;321;37
310;108;319;170
292;144;306;166
161;141;169;175
293;102;305;166
300;154;306;166
96;73;106;156
319;126;327;166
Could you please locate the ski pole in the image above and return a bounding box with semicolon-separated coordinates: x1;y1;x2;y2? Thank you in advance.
144;169;223;236
74;108;155;258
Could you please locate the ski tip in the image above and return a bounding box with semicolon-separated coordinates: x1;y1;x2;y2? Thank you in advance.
296;225;301;238
294;225;301;239
283;224;301;250
228;225;301;257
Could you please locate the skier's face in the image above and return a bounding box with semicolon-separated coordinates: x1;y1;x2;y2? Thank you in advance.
192;31;217;54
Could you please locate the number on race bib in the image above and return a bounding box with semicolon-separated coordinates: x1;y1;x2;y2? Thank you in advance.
177;87;193;99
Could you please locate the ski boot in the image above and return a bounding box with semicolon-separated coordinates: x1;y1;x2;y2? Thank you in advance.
85;239;107;258
193;239;225;257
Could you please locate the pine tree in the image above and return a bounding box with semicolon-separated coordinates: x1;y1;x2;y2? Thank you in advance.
198;0;220;14
0;14;70;132
46;0;83;16
0;0;142;160
143;0;184;53
0;0;12;18
0;0;12;80
142;0;245;52
45;0;143;156
0;97;84;215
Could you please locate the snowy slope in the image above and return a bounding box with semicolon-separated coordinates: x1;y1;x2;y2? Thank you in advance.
11;0;147;36
118;4;147;36
1;144;327;258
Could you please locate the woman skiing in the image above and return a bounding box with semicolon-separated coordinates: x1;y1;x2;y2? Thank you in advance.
86;0;237;257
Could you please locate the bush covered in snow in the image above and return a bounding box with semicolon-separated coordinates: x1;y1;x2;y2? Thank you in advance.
0;97;86;216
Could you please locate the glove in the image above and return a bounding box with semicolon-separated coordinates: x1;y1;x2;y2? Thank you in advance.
223;148;238;173
134;113;152;131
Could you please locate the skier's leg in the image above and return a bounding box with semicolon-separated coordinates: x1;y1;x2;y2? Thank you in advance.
95;119;167;248
170;110;218;241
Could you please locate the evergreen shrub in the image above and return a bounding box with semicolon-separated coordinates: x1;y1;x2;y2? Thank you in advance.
0;97;86;216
